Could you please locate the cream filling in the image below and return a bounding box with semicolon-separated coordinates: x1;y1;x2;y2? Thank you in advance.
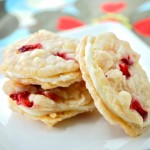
18;94;94;117
6;71;81;83
84;36;149;127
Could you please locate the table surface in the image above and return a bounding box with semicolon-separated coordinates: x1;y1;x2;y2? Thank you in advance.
0;0;149;49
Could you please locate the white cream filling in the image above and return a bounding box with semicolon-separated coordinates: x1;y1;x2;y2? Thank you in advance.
6;71;80;83
18;94;93;117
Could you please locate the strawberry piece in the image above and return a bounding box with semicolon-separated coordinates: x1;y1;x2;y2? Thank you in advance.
18;43;42;53
43;92;59;101
10;93;18;101
35;86;59;101
36;87;44;95
119;63;130;78
130;98;148;121
119;55;133;78
54;52;74;61
121;55;133;66
10;91;33;107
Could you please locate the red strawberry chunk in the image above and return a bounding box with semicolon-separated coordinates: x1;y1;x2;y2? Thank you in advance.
119;63;131;78
130;98;148;121
119;55;134;79
10;91;33;107
35;86;59;101
36;87;44;95
54;52;74;61
10;87;59;108
43;92;59;101
121;55;133;66
18;43;42;53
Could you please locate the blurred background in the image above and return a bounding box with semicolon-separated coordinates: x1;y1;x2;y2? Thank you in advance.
0;0;149;49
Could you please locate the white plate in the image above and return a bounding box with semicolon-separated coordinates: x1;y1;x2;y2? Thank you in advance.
0;22;150;150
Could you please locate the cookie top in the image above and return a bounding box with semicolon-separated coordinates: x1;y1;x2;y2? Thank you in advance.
77;32;150;136
4;80;94;117
0;30;81;89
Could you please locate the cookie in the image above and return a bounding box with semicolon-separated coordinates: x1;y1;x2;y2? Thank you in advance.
3;80;94;126
77;32;150;136
0;30;81;89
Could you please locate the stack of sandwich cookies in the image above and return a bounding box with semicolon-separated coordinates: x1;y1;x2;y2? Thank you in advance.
1;30;94;126
77;32;150;136
1;30;150;136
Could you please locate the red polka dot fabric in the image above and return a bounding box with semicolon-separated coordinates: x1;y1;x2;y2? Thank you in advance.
0;0;149;48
